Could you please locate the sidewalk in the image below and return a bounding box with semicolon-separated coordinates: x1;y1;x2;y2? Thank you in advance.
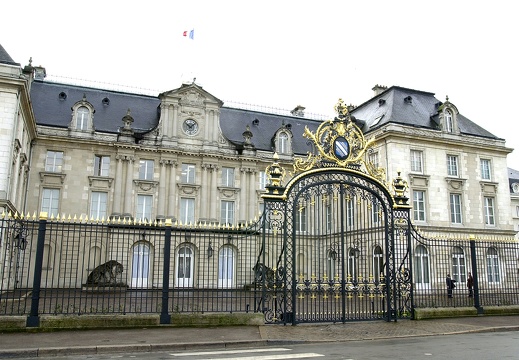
0;315;518;358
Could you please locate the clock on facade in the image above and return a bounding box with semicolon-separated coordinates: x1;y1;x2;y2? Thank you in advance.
182;119;199;135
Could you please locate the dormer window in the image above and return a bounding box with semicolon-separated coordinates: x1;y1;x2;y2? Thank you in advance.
278;132;290;154
445;109;453;133
76;106;90;130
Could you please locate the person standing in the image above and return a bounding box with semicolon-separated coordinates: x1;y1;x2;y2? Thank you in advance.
446;274;456;298
467;272;474;297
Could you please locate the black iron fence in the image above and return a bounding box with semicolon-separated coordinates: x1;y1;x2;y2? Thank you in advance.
411;226;519;311
1;213;518;326
0;214;262;326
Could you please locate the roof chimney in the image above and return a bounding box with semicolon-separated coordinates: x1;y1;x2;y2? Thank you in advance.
372;84;387;97
291;105;305;117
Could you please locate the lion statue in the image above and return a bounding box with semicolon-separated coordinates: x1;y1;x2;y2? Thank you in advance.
86;260;124;286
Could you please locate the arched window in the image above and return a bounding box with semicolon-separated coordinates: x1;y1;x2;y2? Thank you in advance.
327;249;337;280
452;246;466;283
278;132;289;154
414;245;430;289
218;245;235;288
76;106;90;130
373;246;384;283
348;248;358;280
486;247;501;283
176;244;194;288
132;242;150;288
445;109;453;133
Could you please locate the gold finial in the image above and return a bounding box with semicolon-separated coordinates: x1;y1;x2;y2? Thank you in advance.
392;171;409;205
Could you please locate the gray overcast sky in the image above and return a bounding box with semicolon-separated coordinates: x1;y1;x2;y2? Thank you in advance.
3;1;518;166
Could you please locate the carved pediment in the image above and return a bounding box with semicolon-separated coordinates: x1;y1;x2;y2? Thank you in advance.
409;174;430;187
177;183;201;195
218;187;240;198
480;181;498;194
445;177;466;191
88;176;114;189
39;172;66;185
133;180;158;192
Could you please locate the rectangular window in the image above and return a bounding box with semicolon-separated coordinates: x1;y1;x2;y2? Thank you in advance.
516;205;519;218
259;171;267;190
222;167;235;187
447;155;458;177
484;197;495;226
410;150;423;173
347;198;355;227
136;194;152;221
295;205;307;232
221;200;235;225
41;188;60;217
449;193;462;224
45;151;63;172
180;198;195;224
413;190;426;221
368;152;379;168
326;204;332;232
181;164;196;184
480;159;491;180
94;155;110;177
139;160;154;181
371;202;380;224
90;192;108;219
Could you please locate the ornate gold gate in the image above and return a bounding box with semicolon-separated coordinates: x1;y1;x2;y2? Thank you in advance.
257;100;412;324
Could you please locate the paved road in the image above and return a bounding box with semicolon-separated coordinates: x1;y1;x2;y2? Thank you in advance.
0;315;518;358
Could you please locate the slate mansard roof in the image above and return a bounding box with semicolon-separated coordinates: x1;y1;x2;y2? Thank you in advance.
0;44;20;66
29;80;501;153
351;86;500;140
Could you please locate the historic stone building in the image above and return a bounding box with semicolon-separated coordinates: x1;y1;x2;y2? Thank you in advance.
1;44;518;305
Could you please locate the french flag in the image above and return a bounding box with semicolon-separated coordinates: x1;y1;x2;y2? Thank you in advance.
183;29;194;39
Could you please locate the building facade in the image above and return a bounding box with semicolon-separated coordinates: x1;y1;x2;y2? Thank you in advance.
0;45;517;310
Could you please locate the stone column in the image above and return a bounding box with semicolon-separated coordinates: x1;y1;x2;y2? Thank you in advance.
123;156;134;216
172;105;178;137
248;169;257;221
200;164;209;220
112;155;124;215
157;159;168;217
239;167;247;222
209;164;219;223
167;161;177;219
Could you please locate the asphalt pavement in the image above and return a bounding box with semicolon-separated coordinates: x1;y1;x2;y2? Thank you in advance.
0;315;518;358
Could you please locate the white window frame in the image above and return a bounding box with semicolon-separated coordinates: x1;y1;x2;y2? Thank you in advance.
181;164;196;184
139;160;154;181
486;247;501;283
295;204;307;232
76;106;90;130
221;200;235;225
45;151;63;172
412;190;426;222
373;246;384;283
414;245;430;289
452;246;466;283
484;197;496;226
449;193;463;224
410;150;423;173
222;167;235;187
41;188;60;217
445;109;453;132
480;159;491;181
136;194;153;221
94;155;110;177
218;245;235;288
259;171;267;190
278;132;289;154
368;151;379;168
347;198;355;228
180;197;195;225
90;191;108;219
447;155;459;177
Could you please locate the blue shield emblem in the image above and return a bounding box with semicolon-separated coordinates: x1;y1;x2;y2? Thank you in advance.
333;137;350;160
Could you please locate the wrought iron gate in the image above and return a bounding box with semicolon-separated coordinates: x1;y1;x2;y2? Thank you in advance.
256;100;413;324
